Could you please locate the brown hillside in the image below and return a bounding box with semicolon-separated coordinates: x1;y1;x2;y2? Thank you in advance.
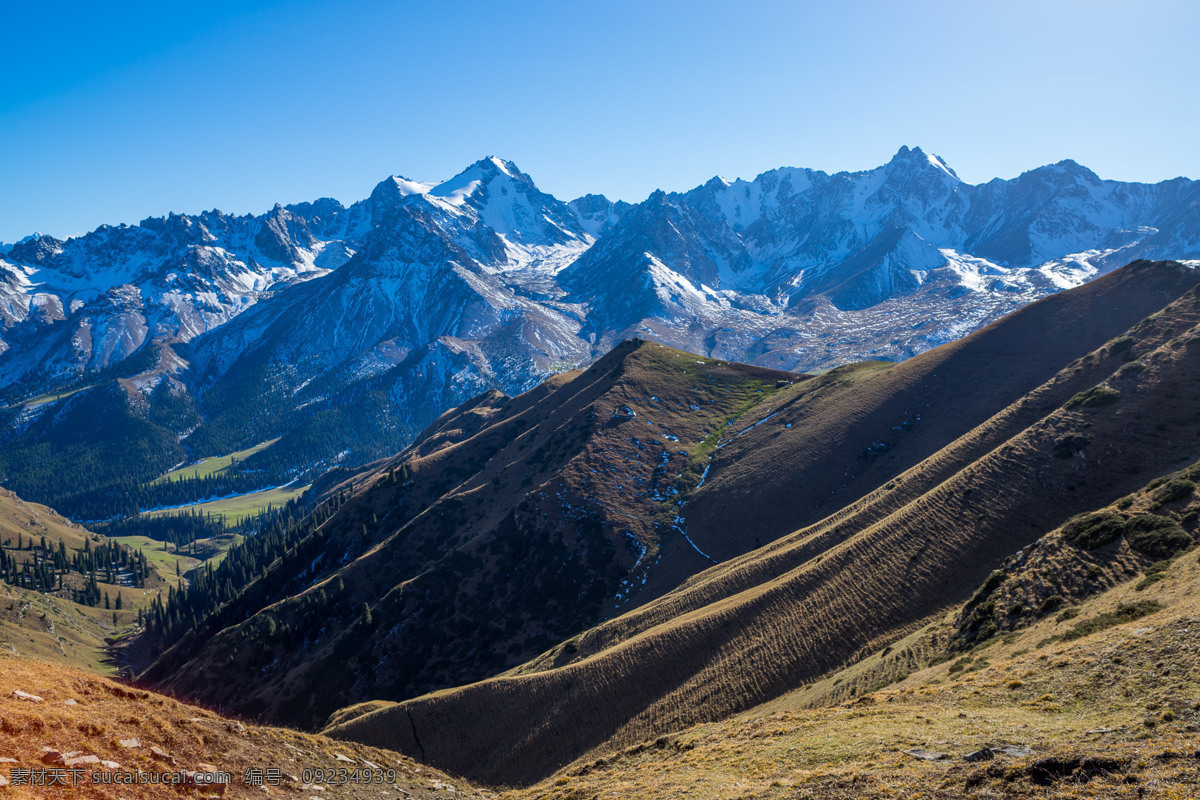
0;653;491;799
323;263;1200;785
142;340;801;730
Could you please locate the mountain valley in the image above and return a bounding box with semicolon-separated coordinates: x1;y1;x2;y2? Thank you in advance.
110;259;1198;793
0;148;1198;798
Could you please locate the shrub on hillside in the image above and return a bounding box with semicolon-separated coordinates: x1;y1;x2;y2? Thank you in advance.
1065;385;1121;410
1153;478;1196;505
1054;600;1163;643
1038;595;1065;615
1062;511;1127;549
963;570;1006;613
1107;336;1137;356
1125;515;1193;560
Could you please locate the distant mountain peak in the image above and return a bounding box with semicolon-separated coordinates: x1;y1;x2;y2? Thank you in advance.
7;233;65;263
430;156;536;204
368;175;435;206
1048;159;1100;181
887;145;960;181
478;155;520;177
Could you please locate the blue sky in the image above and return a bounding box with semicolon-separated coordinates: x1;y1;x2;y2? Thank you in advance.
1;0;1197;243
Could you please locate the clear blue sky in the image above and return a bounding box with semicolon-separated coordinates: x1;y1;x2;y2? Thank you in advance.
1;0;1197;243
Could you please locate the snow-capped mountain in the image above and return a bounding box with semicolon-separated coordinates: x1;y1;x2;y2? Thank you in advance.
0;206;348;384
2;148;1198;498
561;146;1200;360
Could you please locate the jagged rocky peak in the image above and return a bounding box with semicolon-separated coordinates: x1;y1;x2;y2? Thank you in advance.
429;156;533;204
285;196;347;224
254;203;318;264
135;211;217;247
569;193;632;238
1033;158;1103;186
425;156;590;246
885;144;961;180
569;193;619;214
367;157;541;209
369;174;436;209
361;157;586;246
7;233;65;264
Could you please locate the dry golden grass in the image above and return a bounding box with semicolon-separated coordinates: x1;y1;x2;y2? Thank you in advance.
0;653;494;799
505;550;1200;799
0;487;95;559
0;582;116;674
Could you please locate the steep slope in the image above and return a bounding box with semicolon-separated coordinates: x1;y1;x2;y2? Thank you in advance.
0;488;117;671
320;262;1200;785
548;259;1200;608
502;492;1200;800
0;653;490;799
140;342;800;728
0;376;198;519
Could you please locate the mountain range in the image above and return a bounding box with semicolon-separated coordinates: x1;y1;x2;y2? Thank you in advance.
2;149;1199;520
0;256;1197;796
132;258;1200;788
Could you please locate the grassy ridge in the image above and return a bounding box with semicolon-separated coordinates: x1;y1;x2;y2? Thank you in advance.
143;339;805;731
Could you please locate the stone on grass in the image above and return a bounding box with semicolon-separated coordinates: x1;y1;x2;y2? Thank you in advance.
903;748;949;761
996;744;1034;757
150;745;178;765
